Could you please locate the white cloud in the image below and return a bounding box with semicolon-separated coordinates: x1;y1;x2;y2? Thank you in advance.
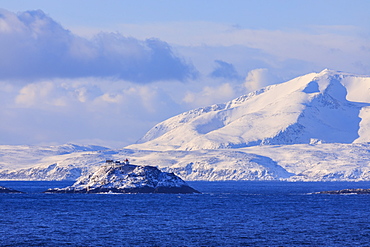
0;9;197;82
98;93;124;104
183;83;236;108
15;81;66;107
88;21;370;76
244;68;277;92
0;75;247;147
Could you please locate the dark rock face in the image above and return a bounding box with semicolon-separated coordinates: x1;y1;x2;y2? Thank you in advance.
44;185;199;194
44;164;200;194
315;188;370;194
0;186;24;193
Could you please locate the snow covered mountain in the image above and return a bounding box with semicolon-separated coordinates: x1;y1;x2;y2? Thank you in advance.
130;69;370;150
0;144;109;180
1;70;370;182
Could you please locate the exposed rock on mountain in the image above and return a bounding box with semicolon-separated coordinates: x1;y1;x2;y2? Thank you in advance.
44;161;200;194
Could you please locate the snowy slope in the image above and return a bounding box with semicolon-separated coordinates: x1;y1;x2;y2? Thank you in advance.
129;69;370;151
0;143;108;170
0;144;109;180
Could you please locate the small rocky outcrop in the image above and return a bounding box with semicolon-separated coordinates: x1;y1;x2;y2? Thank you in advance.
315;188;370;195
0;186;24;193
44;162;200;194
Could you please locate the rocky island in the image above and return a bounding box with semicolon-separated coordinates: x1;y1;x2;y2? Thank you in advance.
44;160;200;194
315;188;370;195
0;186;24;193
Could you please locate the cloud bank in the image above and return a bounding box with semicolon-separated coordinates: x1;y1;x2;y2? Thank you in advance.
1;8;369;148
0;9;197;82
112;21;370;77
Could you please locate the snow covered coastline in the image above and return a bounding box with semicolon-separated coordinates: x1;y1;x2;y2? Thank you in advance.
1;143;370;182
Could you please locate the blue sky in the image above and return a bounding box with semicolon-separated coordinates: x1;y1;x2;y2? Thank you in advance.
0;1;369;147
2;0;369;30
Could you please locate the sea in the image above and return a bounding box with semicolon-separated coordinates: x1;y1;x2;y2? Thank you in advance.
1;181;370;246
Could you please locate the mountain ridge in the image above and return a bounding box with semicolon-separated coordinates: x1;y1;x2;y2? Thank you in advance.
129;69;370;151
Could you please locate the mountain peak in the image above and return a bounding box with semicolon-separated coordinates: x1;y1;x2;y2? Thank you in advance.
318;68;335;75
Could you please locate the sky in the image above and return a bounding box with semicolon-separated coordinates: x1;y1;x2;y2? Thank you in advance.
0;0;369;148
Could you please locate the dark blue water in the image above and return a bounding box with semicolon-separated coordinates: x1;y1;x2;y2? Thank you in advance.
1;181;370;246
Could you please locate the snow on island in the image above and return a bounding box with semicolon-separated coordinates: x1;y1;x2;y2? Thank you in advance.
0;186;24;193
314;188;370;195
44;160;200;194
